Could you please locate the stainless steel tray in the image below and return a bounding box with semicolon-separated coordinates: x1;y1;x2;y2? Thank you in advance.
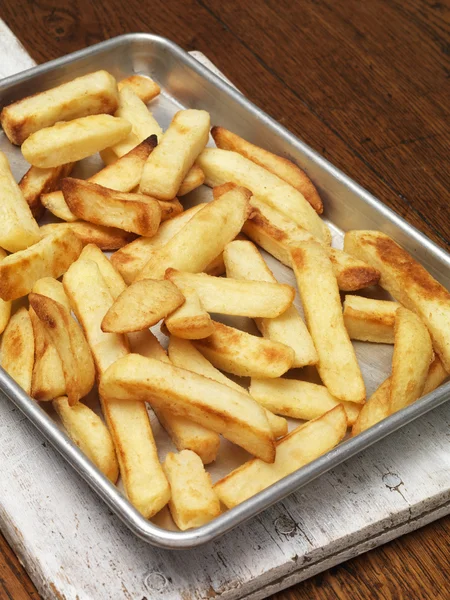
0;33;449;549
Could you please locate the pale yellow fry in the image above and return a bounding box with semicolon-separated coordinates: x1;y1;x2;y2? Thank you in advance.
140;109;210;199
118;75;161;103
165;284;213;340
223;240;317;368
214;405;347;508
0;249;11;334
22;115;132;168
344;230;450;372
53;396;119;483
177;164;205;196
163;450;221;530
197;148;331;243
63;259;170;517
0;307;34;394
80;244;127;300
422;355;448;395
0;228;83;301
343;295;399;344
19;162;74;220
0;70;119;145
39;222;134;251
0;151;41;252
31;277;71;311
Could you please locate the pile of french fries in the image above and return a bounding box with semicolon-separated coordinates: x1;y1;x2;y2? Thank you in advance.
0;69;449;531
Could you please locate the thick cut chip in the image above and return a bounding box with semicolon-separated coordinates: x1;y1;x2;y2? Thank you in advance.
0;249;11;334
168;337;288;439
22;115;132;168
79;244;126;301
118;75;161;103
343;295;399;343
100;354;276;462
422;356;448;395
291;243;366;404
31;277;71;311
0;151;41;252
63;259;170;517
211;126;323;213
0;307;34;394
390;307;433;413
101;279;185;333
165;284;213;340
193;320;295;378
29;293;95;406
197;148;331;243
61;178;161;236
0;228;83;301
39;222;135;250
136;186;251;280
140;109;210;199
214;405;347;508
223;240;317;367
53;396;119;483
1;70;119;145
165;268;294;318
177;164;205;196
344;230;450;372
19;162;74;220
163;450;221;530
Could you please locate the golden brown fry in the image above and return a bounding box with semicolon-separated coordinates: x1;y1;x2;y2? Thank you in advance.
101;279;185;333
163;450;221;530
31;277;71;311
211;126;323;213
29;293;95;406
140;109;210;199
0;249;12;334
165;284;213;340
223;240;318;368
343;295;399;344
39;222;135;250
79;244;126;301
0;307;34;394
19;162;74;220
22;115;132;168
0;228;83;301
0;151;41;252
214;405;347;508
291;242;366;404
118;75;161;103
422;355;448;395
53;396;119;483
177;163;205;196
1;70;119;145
61;178;162;236
193;320;295;378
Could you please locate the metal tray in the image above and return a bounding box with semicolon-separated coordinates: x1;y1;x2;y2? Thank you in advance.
0;33;449;549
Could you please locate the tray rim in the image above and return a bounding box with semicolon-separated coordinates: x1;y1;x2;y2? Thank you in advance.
0;32;449;549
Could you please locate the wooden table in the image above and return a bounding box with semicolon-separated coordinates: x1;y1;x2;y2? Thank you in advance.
0;1;449;598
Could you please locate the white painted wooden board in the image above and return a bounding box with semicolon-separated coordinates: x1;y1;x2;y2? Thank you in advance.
0;21;450;600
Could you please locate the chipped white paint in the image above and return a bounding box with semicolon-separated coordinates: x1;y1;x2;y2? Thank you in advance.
0;20;450;600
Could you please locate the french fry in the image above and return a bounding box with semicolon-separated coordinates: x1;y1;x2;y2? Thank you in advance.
110;204;207;283
39;222;135;250
79;244;126;301
42;136;157;222
19;162;74;220
0;152;41;252
53;396;119;483
390;308;433;413
214;405;347;508
140;109;210;199
343;295;399;343
344;230;450;372
22;115;132;168
100;147;118;166
203;251;226;277
177;164;205;196
29;308;66;401
0;70;119;145
165;268;294;318
165;284;213;340
422;355;448;395
168;337;288;439
223;240;318;368
291;243;366;404
136;186;251;280
118;75;161;103
61;178;162;236
250;378;360;425
29;293;95;406
0;307;34;394
101;279;185;333
99;354;276;462
0;249;12;334
63;259;170;517
31;277;71;311
197;148;331;243
211;126;323;213
163;450;221;530
128;330;221;465
0;228;83;301
193;320;295;378
328;249;380;292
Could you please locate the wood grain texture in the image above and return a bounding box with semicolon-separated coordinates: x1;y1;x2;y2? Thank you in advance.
0;1;449;599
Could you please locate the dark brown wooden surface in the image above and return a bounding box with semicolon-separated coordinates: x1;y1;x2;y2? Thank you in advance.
1;0;449;598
